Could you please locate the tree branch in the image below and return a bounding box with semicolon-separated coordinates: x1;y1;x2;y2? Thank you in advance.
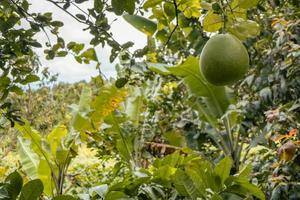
165;0;179;46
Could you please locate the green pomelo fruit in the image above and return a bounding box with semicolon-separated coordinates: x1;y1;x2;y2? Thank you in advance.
200;33;249;86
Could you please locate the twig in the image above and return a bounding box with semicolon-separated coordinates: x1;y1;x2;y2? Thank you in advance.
45;0;89;25
165;0;179;46
9;0;52;45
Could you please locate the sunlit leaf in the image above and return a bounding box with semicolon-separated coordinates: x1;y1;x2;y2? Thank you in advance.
123;14;157;36
143;0;162;9
214;156;232;185
17;137;39;180
203;11;223;32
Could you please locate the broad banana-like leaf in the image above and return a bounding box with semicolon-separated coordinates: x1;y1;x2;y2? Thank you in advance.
70;86;93;133
17;137;39;180
91;85;127;125
47;125;68;158
149;57;232;121
38;159;54;196
125;87;144;126
168;56;231;116
15;122;51;161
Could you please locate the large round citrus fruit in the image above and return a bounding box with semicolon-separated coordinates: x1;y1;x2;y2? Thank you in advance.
200;34;249;86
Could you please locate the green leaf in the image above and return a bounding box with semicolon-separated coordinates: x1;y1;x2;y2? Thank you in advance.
203;11;223;32
56;149;69;165
228;19;260;40
0;186;9;199
177;0;201;18
148;63;171;75
163;131;186;147
46;125;68;157
112;0;125;15
172;169;202;199
17;137;39;180
67;42;84;54
15;122;50;160
90;85;127;123
19;179;43;200
51;21;64;27
115;78;128;88
123;14;157;36
70;87;92;132
238;0;259;9
10;85;23;95
75;0;87;3
4;171;23;200
37;159;53;196
237;165;252;179
214;156;232;185
80;48;98;62
143;0;162;9
75;14;86;21
226;179;265;200
94;0;103;13
21;74;40;84
53;195;77;200
57;51;68;57
124;0;135;15
28;41;42;48
105;191;129;200
125;87;144;126
168;56;231;117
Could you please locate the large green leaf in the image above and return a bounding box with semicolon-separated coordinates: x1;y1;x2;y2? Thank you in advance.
111;0;125;15
70;87;93;133
185;159;218;193
15;122;50;160
124;0;135;14
112;0;135;15
80;48;98;62
226;178;265;200
0;185;9;199
228;19;260;40
17;137;39;180
148;63;171;75
172;169;202;199
38;159;53;196
19;179;44;200
4;171;23;200
123;14;157;36
168;56;231;117
214;156;232;186
47;125;68;158
125;87;144;126
203;11;223;32
90;85;127;124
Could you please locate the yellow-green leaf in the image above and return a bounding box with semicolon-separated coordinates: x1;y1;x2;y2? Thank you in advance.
228;19;260;40
47;125;68;158
203;12;223;32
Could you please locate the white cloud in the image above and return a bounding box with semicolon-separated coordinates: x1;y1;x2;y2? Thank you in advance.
27;0;147;83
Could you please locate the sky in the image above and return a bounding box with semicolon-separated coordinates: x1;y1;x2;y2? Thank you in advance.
28;0;147;83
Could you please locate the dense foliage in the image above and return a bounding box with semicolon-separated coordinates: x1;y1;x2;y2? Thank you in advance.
0;0;299;199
